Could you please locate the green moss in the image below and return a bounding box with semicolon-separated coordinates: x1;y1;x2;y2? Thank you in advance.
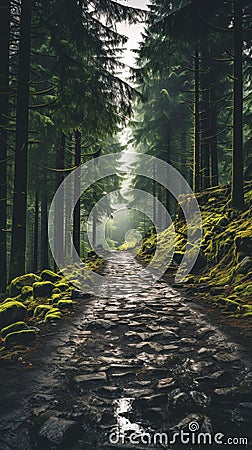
245;285;252;297
235;257;252;275
219;298;241;311
21;285;33;300
8;273;41;297
242;312;252;318
52;288;61;295
0;301;26;329
54;282;70;292
241;305;252;313
57;300;73;311
234;283;250;293
34;304;52;318
52;293;62;299
138;183;252;313
41;269;62;283
234;232;252;256
173;251;184;264
2;297;17;304
44;310;62;323
5;329;36;349
33;281;54;298
1;321;28;338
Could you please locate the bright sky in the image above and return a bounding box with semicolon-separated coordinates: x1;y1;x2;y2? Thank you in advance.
116;0;150;75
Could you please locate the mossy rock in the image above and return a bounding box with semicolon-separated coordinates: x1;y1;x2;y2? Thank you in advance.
233;284;245;293
44;309;62;323
173;251;184;264
5;329;36;349
2;297;17;305
34;305;52;318
8;273;41;297
245;285;252;297
235;257;252;275
57;300;73;311
241;304;252;314
189;250;207;274
33;281;54;298
41;269;62;283
21;285;33;300
0;301;26;329
234;233;252;256
52;288;61;295
242;312;252;318
51;293;62;302
54;282;70;292
210;286;224;296
1;321;29;338
216;216;229;227
221;298;241;312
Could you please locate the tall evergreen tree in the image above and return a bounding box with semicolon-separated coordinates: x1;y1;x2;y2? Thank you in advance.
0;0;10;291
9;0;32;280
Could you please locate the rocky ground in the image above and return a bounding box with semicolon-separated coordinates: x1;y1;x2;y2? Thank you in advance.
0;253;251;450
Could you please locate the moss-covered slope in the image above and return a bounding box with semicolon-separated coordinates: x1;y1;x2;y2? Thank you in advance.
139;181;252;317
0;255;104;354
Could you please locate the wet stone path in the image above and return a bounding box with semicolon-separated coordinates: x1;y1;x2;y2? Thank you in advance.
0;253;251;449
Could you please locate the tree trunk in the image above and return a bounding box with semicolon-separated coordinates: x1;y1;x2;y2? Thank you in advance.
193;44;200;193
0;0;10;291
157;183;163;230
153;162;157;227
73;130;81;254
92;209;97;249
210;89;218;187
201;44;211;190
41;172;49;269
33;187;39;272
54;132;65;267
165;139;171;224
232;0;244;208
181;131;187;182
9;0;31;281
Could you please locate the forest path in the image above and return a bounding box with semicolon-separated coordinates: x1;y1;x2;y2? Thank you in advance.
0;253;251;450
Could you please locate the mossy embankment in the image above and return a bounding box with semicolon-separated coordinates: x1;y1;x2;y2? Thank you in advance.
139;181;252;320
0;255;104;356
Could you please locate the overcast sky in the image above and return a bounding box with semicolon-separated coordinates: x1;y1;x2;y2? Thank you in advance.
116;0;150;74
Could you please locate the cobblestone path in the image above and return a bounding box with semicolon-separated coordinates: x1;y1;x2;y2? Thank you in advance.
0;253;251;449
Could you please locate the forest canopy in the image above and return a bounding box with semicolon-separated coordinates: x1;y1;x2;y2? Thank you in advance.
0;0;251;292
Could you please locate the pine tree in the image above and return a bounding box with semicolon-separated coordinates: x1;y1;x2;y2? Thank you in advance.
0;0;10;290
9;0;32;280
